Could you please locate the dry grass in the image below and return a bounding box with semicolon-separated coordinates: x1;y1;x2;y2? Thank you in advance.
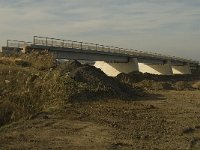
0;52;69;126
0;51;199;127
192;81;200;89
0;51;127;126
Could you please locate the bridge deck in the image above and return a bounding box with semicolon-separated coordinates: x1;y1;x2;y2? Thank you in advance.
4;36;199;65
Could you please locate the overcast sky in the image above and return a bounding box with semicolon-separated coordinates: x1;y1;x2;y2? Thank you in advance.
0;0;199;61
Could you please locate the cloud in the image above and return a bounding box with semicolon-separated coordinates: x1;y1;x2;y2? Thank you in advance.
0;0;199;60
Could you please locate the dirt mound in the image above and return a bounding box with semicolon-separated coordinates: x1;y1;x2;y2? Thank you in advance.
117;71;200;83
117;71;200;91
58;60;82;75
117;72;144;83
173;81;192;91
70;65;114;86
134;80;173;90
68;64;136;101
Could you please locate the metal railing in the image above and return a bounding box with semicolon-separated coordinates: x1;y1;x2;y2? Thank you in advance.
33;36;167;58
4;36;198;64
33;36;125;54
7;40;32;48
31;36;198;64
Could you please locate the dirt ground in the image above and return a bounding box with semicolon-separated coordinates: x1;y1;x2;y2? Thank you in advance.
0;90;200;150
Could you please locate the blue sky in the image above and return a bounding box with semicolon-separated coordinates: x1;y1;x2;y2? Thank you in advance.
0;0;200;61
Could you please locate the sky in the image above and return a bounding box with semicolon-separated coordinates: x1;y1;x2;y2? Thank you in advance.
0;0;200;61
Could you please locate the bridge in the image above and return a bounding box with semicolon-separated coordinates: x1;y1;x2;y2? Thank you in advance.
1;36;199;76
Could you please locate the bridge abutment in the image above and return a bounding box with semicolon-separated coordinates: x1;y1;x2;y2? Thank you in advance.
138;61;173;75
172;63;191;74
94;58;139;76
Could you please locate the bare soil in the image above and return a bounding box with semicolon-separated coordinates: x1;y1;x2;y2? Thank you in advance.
1;90;200;150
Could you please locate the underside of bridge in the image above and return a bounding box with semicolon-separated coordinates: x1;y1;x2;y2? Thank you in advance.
172;64;191;74
94;58;139;77
94;60;193;76
138;62;173;75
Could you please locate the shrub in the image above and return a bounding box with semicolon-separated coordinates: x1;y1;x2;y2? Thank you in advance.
192;81;200;90
0;101;23;126
174;81;190;91
14;58;31;67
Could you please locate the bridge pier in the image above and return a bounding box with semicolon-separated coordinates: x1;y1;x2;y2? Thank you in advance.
172;63;191;74
138;61;173;75
94;58;139;76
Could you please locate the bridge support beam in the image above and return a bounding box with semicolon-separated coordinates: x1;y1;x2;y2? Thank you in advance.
94;58;139;76
138;61;173;75
172;63;191;74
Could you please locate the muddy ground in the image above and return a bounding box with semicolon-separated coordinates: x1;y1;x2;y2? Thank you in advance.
0;90;200;150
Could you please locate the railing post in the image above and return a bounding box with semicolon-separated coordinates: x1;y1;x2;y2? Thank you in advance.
33;36;36;45
80;42;82;50
63;40;65;48
72;41;73;48
96;44;98;51
46;37;48;46
52;39;53;47
7;40;9;47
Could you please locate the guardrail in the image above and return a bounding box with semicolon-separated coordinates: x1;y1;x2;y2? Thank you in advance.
33;36;170;58
5;36;198;64
33;36;125;54
7;40;32;48
33;36;199;64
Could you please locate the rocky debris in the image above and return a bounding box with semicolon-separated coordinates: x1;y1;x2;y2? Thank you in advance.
117;71;200;91
65;63;137;100
182;126;195;134
134;80;173;90
4;80;10;84
195;125;200;129
189;137;200;149
14;58;31;67
58;60;82;76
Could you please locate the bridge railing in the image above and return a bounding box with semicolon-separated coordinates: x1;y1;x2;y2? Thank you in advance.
7;40;32;48
34;36;163;58
32;36;199;64
33;36;126;54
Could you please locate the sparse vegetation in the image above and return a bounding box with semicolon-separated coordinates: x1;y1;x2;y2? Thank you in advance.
0;52;62;125
0;51;199;127
0;51;200;149
192;81;200;89
174;81;191;91
0;51;136;126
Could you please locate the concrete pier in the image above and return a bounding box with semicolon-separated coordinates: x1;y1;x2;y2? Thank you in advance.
172;63;191;74
94;58;139;76
138;61;173;75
